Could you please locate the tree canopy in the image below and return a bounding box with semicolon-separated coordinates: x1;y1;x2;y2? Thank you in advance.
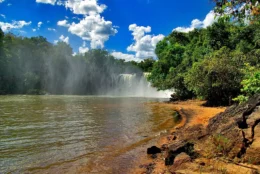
0;30;142;95
147;21;260;105
213;0;260;24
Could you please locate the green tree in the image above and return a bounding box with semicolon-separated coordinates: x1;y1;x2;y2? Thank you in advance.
213;0;260;24
233;63;260;103
185;47;244;105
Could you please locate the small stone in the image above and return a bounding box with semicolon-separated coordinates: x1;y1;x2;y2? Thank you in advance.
151;154;157;159
161;144;169;151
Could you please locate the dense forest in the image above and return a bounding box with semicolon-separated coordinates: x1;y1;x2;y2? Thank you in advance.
0;30;143;95
147;22;260;105
140;0;260;105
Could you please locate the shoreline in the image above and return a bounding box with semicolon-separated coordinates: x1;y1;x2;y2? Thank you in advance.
131;96;260;174
130;100;226;174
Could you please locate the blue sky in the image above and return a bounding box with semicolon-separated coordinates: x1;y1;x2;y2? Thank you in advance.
0;0;215;61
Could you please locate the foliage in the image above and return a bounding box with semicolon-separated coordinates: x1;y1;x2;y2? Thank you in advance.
131;58;155;72
0;29;142;95
147;22;260;105
233;63;260;103
185;47;243;105
213;0;260;24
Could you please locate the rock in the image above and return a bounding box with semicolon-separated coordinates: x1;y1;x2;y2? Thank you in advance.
147;146;161;154
165;154;174;166
243;124;260;164
205;94;260;160
165;141;194;166
169;153;192;172
161;144;169;151
173;152;191;166
173;135;177;140
145;163;155;174
151;154;157;159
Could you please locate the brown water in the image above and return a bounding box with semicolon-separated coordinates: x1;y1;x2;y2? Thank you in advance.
0;95;178;174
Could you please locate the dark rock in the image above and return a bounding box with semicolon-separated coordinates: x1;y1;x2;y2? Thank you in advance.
165;154;174;165
173;135;177;140
165;141;194;166
151;154;157;159
147;146;161;154
147;146;162;154
205;94;260;161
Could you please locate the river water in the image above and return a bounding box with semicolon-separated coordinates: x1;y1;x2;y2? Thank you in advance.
0;95;178;174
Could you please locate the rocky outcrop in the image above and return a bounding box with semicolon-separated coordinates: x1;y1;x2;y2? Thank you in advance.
141;95;260;173
165;141;194;165
170;152;192;171
206;94;260;162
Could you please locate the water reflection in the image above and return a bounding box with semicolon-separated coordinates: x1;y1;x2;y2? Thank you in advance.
0;95;176;174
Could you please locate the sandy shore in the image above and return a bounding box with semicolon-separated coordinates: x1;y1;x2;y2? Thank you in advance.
130;100;226;174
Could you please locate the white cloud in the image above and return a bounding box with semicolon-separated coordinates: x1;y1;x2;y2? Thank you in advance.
60;14;117;48
56;0;117;49
7;3;11;6
54;35;69;44
59;35;69;44
0;0;4;3
174;11;216;33
110;24;164;62
0;20;32;32
78;41;89;54
38;21;43;28
48;28;56;31
36;0;56;5
111;52;142;62
127;24;164;58
32;28;37;32
57;19;70;27
0;14;5;18
63;0;107;15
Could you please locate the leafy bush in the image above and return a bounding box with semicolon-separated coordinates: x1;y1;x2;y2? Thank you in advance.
233;63;260;103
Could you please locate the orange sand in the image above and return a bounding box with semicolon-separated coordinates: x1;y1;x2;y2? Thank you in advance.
130;100;226;174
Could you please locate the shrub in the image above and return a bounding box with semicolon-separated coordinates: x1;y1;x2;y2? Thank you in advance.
233;63;260;103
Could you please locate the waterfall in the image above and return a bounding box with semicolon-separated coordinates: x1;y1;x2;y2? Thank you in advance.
109;73;173;98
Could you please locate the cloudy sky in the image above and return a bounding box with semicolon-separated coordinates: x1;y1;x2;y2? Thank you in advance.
0;0;215;61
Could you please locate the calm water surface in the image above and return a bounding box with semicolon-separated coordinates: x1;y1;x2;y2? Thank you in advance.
0;95;177;174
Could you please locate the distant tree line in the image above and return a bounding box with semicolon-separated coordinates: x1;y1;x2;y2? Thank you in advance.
0;30;142;95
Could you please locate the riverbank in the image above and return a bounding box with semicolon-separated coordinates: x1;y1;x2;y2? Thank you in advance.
130;100;226;173
131;97;260;174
